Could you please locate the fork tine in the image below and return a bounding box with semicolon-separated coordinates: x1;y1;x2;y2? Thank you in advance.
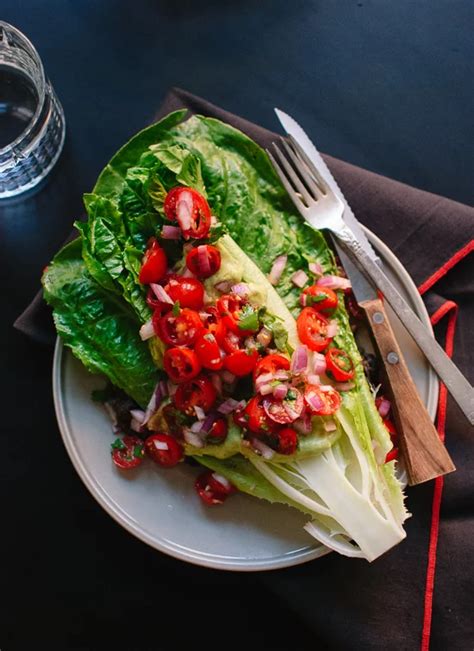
279;137;325;200
270;143;313;205
287;134;330;194
266;148;306;211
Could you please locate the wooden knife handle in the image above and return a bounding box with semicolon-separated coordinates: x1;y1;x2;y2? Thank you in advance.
360;297;455;485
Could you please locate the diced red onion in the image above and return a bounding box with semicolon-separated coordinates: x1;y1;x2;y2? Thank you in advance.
291;269;309;288
309;262;323;277
214;280;232;293
197;245;211;276
231;282;250;297
104;402;118;427
259;383;274;396
274;370;290;381
284;403;302;421
220;370;236;384
183;428;205;448
251;438;275;459
311;352;327;375
161;225;181;240
150;283;173;304
139;319;155;341
130;418;142;433
153;438;169;451
291;345;308;374
201;412;219;434
334;381;355;392
190;420;204;432
324;419;337;432
316;275;351;290
273;383;288;400
294;412;312;434
176;192;193;232
211;473;232;491
306;374;321;385
326;321;339;338
182;267;195;278
130;408;146;424
256;327;272;347
210;215;218;226
194;405;206;421
255;372;275;390
217;398;240;414
268;255;287;285
378;398;391;418
300;294;308;307
305;388;325;411
142;380;168;425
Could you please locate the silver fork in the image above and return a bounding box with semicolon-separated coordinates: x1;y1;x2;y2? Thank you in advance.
267;136;474;426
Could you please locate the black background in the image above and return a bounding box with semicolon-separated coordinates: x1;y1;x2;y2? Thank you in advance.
1;3;473;650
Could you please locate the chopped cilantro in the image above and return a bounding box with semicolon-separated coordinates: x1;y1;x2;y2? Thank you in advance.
111;438;126;451
133;445;145;458
172;300;181;316
238;304;260;332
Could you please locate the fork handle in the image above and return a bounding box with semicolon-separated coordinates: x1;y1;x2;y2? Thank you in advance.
361;297;455;484
337;224;474;426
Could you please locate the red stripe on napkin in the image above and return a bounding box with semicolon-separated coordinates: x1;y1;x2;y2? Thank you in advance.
420;300;458;651
418;240;473;296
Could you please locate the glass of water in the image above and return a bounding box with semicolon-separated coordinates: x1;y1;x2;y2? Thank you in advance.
0;22;65;199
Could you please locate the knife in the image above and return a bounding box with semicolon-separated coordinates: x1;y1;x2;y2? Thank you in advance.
275;109;456;484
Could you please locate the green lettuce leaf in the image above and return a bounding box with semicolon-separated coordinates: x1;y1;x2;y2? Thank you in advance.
42;239;158;407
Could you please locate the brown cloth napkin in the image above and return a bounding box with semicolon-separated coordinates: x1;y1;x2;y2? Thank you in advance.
14;88;474;650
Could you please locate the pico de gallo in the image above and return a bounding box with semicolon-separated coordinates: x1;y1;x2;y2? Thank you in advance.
107;185;397;507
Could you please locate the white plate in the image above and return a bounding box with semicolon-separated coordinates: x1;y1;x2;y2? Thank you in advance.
53;229;438;571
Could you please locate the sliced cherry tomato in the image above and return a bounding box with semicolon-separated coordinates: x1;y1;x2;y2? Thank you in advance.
263;388;304;424
253;353;290;383
164;276;205;310
207;417;228;444
195;470;235;506
277;428;298;455
383;418;397;440
145;433;183;468
385;447;399;463
173;376;217;415
138;238;168;285
216;294;254;336
304;384;341;416
297;308;331;352
200;306;227;346
164;187;212;240
302;286;338;312
233;404;249;429
186;245;221;278
155;308;203;347
221;329;243;354
164;347;201;383
224;348;259;377
111;436;145;470
325;348;355;382
245;395;278;435
195;330;224;371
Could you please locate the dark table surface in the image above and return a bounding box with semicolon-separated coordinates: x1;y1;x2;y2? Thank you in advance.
1;3;473;650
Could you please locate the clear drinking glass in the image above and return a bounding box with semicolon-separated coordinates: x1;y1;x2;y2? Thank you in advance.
0;22;65;199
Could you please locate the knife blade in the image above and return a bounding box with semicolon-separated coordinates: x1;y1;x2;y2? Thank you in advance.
275;108;380;265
